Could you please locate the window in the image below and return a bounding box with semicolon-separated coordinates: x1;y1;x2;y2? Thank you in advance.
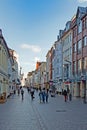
0;46;1;65
77;59;82;74
73;43;76;52
70;47;72;55
73;61;76;74
63;64;69;78
86;17;87;28
77;40;82;54
57;59;59;63
69;33;72;42
57;67;59;75
83;19;85;30
83;36;87;47
82;57;87;70
73;28;77;38
78;20;82;33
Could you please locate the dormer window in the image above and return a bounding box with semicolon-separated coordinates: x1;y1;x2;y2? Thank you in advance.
78;20;82;34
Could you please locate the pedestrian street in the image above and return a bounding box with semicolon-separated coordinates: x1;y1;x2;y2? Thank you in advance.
0;88;87;130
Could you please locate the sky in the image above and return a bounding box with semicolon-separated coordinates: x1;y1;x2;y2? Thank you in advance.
0;0;87;77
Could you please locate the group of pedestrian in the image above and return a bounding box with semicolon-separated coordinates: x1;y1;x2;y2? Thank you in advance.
17;86;72;103
63;89;72;102
39;88;49;103
27;86;35;100
16;87;24;100
26;87;49;103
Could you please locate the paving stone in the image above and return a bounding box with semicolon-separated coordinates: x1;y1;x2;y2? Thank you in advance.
0;89;87;130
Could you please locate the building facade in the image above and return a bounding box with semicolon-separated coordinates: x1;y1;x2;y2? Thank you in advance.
0;29;10;100
72;7;87;97
54;38;63;93
9;49;19;90
62;22;72;93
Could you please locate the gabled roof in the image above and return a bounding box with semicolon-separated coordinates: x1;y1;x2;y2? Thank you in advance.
78;6;87;13
0;29;10;57
76;6;87;18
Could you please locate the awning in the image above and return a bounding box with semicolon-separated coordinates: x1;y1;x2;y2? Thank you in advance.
64;81;71;84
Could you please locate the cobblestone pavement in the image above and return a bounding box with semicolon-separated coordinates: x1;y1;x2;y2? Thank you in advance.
0;89;87;130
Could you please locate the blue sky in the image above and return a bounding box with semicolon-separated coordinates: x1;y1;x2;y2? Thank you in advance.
0;0;87;76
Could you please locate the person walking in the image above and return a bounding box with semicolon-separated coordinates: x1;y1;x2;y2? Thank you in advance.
63;90;67;102
27;87;30;93
30;87;35;100
69;92;72;101
21;88;24;100
42;88;46;103
45;90;49;103
67;87;70;100
39;89;42;103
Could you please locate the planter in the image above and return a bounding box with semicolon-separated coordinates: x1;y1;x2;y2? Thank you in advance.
0;93;6;104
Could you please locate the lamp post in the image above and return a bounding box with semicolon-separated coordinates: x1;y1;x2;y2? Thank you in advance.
81;74;86;103
83;80;86;104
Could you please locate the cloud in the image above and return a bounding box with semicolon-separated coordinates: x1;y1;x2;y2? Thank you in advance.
21;44;41;53
34;57;40;62
21;57;40;68
22;62;33;65
77;0;87;3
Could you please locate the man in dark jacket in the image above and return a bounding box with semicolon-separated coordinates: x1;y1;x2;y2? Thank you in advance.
63;90;67;102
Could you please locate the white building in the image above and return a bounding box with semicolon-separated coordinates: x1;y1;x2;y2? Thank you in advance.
62;21;72;93
0;30;10;100
46;50;51;82
9;49;19;90
8;56;14;96
54;38;63;93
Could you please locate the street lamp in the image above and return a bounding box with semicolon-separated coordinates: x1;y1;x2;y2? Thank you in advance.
81;74;86;103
